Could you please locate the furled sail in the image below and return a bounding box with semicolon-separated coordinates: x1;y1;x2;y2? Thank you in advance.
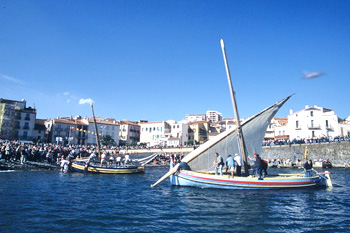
150;94;293;187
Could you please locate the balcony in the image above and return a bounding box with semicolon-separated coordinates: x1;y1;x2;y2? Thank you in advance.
25;117;30;121
308;124;321;129
326;125;334;130
23;126;29;130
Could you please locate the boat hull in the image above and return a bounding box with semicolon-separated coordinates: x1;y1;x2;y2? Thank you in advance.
72;162;145;174
170;170;330;189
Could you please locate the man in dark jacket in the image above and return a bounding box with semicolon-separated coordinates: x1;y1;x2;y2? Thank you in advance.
304;160;314;177
250;153;263;180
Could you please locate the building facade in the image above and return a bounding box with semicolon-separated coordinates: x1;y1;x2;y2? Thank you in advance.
185;114;206;122
206;110;222;123
0;98;36;141
119;120;140;146
140;121;171;147
86;118;120;146
288;105;339;140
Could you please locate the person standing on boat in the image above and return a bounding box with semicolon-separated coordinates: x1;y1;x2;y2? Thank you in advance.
124;154;130;167
303;159;314;177
234;153;242;176
214;152;224;176
116;154;122;167
249;153;263;180
225;154;235;178
100;151;107;167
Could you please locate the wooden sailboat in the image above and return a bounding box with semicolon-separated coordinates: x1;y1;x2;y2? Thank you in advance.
71;103;145;174
151;40;332;189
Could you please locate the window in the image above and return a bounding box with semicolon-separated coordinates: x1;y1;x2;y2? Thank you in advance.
283;130;285;135
311;120;314;127
177;125;179;128
312;131;315;137
310;111;313;117
57;124;61;129
296;121;299;129
326;120;329;128
23;131;28;137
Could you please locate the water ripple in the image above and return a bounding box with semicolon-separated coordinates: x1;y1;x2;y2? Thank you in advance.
0;167;349;232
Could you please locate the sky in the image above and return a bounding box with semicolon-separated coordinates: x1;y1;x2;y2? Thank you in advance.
1;0;349;122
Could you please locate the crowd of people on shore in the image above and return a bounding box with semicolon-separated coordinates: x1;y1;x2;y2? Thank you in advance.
263;136;350;147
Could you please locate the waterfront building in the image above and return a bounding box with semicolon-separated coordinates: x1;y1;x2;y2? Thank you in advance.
0;98;36;141
32;119;46;142
45;117;88;145
288;105;339;140
206;110;222;123
185;114;206;122
187;120;210;144
140;121;171;147
168;120;189;146
263;117;289;141
339;122;350;138
86;118;120;146
119;120;140;146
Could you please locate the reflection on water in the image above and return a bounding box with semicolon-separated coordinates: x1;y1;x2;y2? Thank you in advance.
0;167;349;232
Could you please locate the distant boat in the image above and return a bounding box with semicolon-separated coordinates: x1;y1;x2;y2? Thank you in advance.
71;161;145;174
151;40;332;189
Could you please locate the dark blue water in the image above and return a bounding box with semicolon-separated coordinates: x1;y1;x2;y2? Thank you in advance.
1;167;349;232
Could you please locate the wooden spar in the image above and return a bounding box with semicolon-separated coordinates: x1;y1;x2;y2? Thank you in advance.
220;39;249;176
91;102;101;158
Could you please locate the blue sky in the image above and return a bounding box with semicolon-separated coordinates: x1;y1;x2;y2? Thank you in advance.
1;0;349;122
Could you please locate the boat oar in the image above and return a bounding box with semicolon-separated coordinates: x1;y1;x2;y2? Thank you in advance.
150;163;180;187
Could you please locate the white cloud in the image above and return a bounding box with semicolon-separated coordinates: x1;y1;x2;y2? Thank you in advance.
79;98;93;105
63;91;70;96
67;99;71;103
0;74;25;85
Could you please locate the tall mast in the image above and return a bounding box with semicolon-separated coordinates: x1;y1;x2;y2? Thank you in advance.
220;39;249;175
91;102;101;158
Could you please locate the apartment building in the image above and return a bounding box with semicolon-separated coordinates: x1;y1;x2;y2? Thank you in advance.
86;118;120;146
206;110;222;123
45;117;89;145
119;120;140;146
140;121;171;147
185;114;206;122
0;98;36;140
288;105;339;140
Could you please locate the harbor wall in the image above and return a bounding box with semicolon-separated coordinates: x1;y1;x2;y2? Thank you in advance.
121;142;350;166
261;141;350;165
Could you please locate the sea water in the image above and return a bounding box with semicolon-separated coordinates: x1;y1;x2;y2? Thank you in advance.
0;167;349;232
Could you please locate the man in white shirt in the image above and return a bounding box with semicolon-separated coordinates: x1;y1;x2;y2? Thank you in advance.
234;153;242;176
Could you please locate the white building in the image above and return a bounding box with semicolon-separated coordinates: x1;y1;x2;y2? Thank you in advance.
168;120;189;146
206;110;222;123
140;121;171;147
186;114;206;122
288;105;339;140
